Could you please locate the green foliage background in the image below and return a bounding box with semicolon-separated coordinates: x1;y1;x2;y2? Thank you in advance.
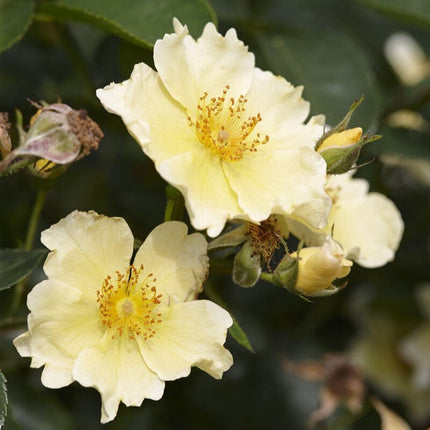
0;0;429;428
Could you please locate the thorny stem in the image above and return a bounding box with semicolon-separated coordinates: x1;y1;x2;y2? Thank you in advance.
9;189;48;316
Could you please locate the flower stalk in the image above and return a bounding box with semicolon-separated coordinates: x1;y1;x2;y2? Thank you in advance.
10;188;48;316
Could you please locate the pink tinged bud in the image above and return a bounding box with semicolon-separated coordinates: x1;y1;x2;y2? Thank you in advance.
0;103;103;177
15;104;103;164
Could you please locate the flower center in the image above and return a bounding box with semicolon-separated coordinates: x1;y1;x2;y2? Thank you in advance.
97;265;162;340
188;85;269;162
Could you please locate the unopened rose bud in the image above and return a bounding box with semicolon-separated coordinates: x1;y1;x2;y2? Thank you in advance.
315;95;381;174
318;127;362;152
318;128;373;175
291;238;352;297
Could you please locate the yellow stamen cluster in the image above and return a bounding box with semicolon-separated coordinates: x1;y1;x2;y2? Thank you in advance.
97;265;162;340
247;217;282;267
188;85;269;161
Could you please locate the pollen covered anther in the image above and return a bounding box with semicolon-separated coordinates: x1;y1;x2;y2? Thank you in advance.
97;264;163;340
188;85;269;161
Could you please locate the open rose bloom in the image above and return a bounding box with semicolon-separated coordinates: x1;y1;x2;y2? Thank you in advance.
285;172;404;268
14;211;233;423
97;19;331;237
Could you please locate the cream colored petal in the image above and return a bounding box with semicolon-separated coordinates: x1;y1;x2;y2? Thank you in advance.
133;221;208;303
281;114;325;151
13;332;32;357
223;147;330;228
158;148;244;237
41;211;133;299
98;63;200;165
73;337;164;424
14;330;75;389
95;79;128;117
41;365;75;389
244;69;314;148
154;22;255;112
14;324;75;388
138;300;233;381
14;279;104;387
332;193;404;268
326;173;368;202
283;214;327;246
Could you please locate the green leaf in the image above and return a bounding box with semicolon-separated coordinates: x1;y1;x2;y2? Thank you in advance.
37;0;216;48
6;373;74;430
0;0;34;54
0;249;47;291
258;31;380;127
0;371;7;428
229;316;254;353
358;0;430;28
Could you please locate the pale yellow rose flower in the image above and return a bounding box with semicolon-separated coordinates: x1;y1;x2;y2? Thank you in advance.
96;19;330;237
285;172;404;268
14;211;233;423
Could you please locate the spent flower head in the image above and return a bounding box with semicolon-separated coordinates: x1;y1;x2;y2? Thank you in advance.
0;103;103;177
